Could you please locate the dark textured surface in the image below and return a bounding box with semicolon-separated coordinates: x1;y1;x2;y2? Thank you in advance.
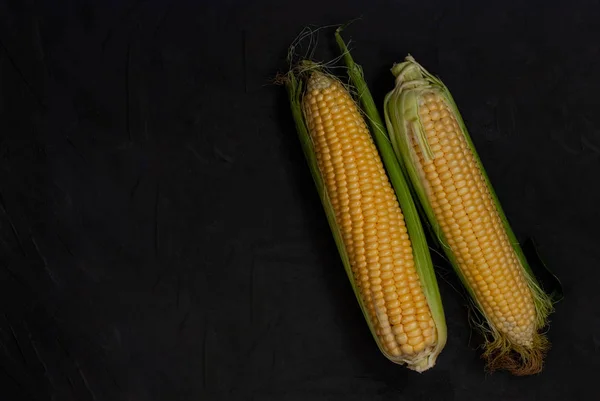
0;0;598;400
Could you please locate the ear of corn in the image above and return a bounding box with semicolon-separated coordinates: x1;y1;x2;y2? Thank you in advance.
333;29;447;367
284;57;446;372
383;56;554;375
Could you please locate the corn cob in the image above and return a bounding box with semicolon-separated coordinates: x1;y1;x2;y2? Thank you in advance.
284;60;446;372
383;56;553;375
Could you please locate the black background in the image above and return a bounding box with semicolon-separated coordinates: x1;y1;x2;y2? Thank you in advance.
1;0;599;400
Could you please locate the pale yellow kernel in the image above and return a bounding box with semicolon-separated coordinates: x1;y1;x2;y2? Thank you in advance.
416;313;431;322
381;278;395;287
388;347;401;357
401;344;414;354
430;110;441;121
415;300;427;310
408;335;424;347
385;293;399;303
369;270;381;279
381;270;394;280
392;325;406;336
402;307;416;316
403;321;418;332
423;93;436;102
422;328;434;338
389;314;402;325
406;327;422;339
391;328;408;343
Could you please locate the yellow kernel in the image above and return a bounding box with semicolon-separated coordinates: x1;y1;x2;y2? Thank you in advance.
401;344;414;354
403;321;418;332
412;342;426;353
395;332;408;344
408;335;424;346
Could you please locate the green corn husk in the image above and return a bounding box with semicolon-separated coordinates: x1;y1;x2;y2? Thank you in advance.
383;55;554;375
284;51;446;372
